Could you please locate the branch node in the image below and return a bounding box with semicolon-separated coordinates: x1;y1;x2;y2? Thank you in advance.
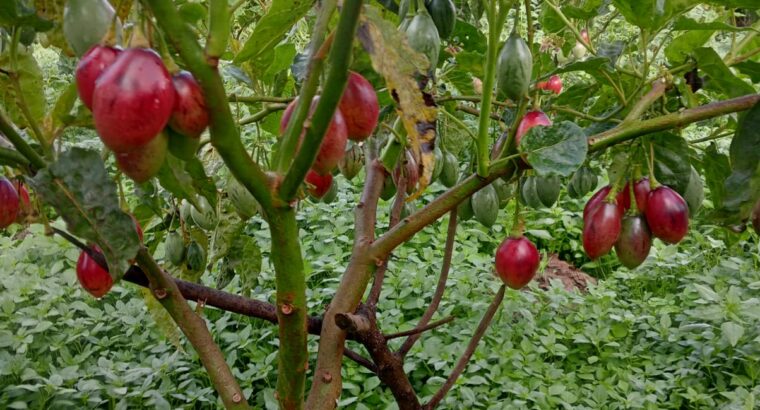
154;288;167;300
232;393;242;403
334;312;371;333
280;303;295;316
321;371;333;383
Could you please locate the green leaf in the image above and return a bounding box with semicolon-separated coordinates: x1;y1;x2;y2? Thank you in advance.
664;30;713;64
140;288;183;350
29;148;139;277
734;60;760;83
521;121;588;177
612;0;695;30
263;43;297;82
644;132;692;195
233;0;315;71
183;157;217;209
0;0;54;31
539;2;564;33
693;47;756;98
673;16;755;32
157;154;216;210
227;231;261;292
721;322;744;347
718;102;760;221
555;57;611;75
0;48;46;130
701;143;731;210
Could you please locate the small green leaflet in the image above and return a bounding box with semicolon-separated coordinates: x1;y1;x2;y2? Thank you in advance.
521;121;587;177
717;101;760;222
29;148;139;277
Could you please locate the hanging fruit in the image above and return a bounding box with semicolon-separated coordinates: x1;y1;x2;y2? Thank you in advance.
63;0;121;56
583;200;623;259
405;7;441;71
496;31;532;102
472;184;499;227
0;177;20;229
645;186;689;244
338;72;379;141
614;215;652;269
425;0;456;40
169;71;209;139
75;45;121;110
495;236;540;289
280;97;348;175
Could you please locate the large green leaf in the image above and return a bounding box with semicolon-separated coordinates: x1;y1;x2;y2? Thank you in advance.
233;0;315;74
612;0;695;30
521;121;588;177
717;102;760;221
664;30;713;64
0;0;54;31
735;60;760;84
700;143;731;210
673;16;756;32
644;132;693;195
694;47;756;98
29;148;139;277
0;49;45;130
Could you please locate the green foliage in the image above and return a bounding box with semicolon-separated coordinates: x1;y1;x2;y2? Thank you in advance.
521;121;587;177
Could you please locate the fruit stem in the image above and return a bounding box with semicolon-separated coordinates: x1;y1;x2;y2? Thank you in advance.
511;182;523;236
279;0;363;201
475;0;508;178
627;174;638;215
205;0;230;61
646;142;660;188
155;29;180;74
129;24;151;49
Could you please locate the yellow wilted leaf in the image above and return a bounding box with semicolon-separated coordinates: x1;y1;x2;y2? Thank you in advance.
357;6;438;201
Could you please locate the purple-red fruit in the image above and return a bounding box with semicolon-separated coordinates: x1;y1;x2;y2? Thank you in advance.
76;246;113;298
93;48;175;152
75;45;121;110
169;71;209;139
614;215;652;269
280;97;348;175
515;111;552;145
495;236;540;289
0;177;19;228
645;186;689;244
115;132;168;183
305;170;333;199
338;71;379;141
584;185;629;219
583;201;623;259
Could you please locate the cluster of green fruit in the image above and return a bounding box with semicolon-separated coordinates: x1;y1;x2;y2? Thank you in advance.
74;27;209;183
400;0;456;71
583;179;689;268
0;176;32;229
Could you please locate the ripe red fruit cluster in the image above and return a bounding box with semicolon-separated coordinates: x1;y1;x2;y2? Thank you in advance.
583;179;689;268
495;236;540;289
305;170;333;199
0;176;32;229
75;43;209;182
536;75;562;94
76;217;142;298
339;71;379;141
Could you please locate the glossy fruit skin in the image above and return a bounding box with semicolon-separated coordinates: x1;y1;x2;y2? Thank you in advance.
93;48;175;152
457;196;473;221
190;196;218;230
495;236;540;289
75;45;121;110
683;167;704;215
393;150;419;195
338;142;364;181
492;178;512;208
584;186;629;219
169;71;209;139
339;72;379;141
496;31;532;101
516;111;552;146
568;167;598;199
425;0;456;39
380;174;397;201
63;0;120;56
13;180;31;222
583;201;623;259
306;170;333;199
405;8;441;71
280;97;348;175
615;215;652;269
0;177;20;229
520;175;561;209
645;186;689;244
440;151;459;188
227;177;259;220
472;184;499;227
185;241;207;273
321;179;339;203
431;145;444;182
165;232;186;266
76;247;113;298
537;75;562;94
115;132;168;183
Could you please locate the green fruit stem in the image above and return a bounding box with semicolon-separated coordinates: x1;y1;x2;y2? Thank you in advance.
273;0;338;173
0;108;46;171
475;0;509;177
205;0;229;61
279;0;363;201
135;248;250;409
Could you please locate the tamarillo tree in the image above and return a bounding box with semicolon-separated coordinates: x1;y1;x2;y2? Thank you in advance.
1;0;759;408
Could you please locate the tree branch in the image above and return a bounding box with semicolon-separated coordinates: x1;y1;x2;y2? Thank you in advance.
0;145;30;169
238;103;288;126
398;209;457;356
366;174;406;307
423;285;506;409
622;78;668;122
385;316;455;340
279;0;363;200
0;107;46;171
273;0;338;172
229;95;294;104
135;248;250;409
306;154;385;409
142;0;274;211
205;0;229;62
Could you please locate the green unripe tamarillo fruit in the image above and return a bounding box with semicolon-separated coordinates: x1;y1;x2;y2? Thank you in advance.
185;241;207;273
190;196;218;230
568;167;599;199
492;178;512;208
496;31;533;102
322;179;339;204
63;0;121;56
472;184;499;227
440;151;459;188
458;196;474;221
425;0;456;40
431;145;444;182
405;8;441;72
520;174;561;209
165;232;186;266
227;177;259;220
